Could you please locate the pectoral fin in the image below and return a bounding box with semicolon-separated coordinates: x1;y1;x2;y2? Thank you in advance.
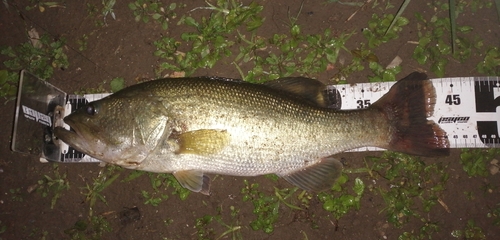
173;129;231;155
173;170;211;195
279;157;343;192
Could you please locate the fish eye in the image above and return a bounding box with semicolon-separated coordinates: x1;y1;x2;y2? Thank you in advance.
86;103;98;116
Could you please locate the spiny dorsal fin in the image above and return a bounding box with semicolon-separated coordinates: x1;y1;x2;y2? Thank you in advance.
278;157;343;192
264;77;330;108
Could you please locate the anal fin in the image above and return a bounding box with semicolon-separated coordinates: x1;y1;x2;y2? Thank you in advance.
279;157;343;192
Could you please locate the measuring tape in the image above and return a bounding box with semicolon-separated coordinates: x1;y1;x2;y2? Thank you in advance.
58;76;499;162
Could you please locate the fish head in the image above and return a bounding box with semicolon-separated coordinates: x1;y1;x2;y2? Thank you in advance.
54;95;172;167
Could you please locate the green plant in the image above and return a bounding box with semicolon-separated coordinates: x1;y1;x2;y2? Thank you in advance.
129;0;181;30
77;34;88;51
399;220;440;240
110;77;125;92
214;206;243;240
367;61;401;82
412;3;480;77
195;215;216;240
153;173;191;200
141;190;167;207
154;0;263;76
64;215;112;239
460;149;500;177
124;170;188;206
477;47;500;75
25;0;65;12
133;172;190;206
241;180;279;233
9;188;23;202
36;164;70;209
363;13;409;48
1;33;68;99
317;174;365;220
81;165;121;216
0;220;6;234
487;203;500;226
235;25;351;82
101;0;116;23
451;219;486;239
368;152;448;228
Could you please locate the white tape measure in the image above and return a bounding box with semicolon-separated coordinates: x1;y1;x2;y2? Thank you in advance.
57;76;499;162
326;77;500;151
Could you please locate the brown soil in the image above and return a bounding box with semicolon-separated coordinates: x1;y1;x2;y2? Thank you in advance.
1;0;499;239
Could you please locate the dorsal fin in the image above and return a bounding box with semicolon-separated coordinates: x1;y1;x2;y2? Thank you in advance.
264;77;331;108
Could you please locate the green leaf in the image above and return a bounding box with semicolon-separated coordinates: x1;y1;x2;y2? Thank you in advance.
152;13;162;20
110;77;125;93
128;3;137;10
353;178;365;196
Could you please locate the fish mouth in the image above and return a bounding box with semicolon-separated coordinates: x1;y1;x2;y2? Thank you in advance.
53;118;95;156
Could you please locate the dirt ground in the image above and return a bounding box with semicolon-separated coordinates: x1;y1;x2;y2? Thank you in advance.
1;0;499;239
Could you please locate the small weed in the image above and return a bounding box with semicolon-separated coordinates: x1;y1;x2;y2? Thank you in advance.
101;0;117;23
77;34;88;51
0;32;68;99
460;149;500;177
412;1;483;77
0;220;6;234
163;218;174;226
64;215;112;239
141;190;168;207
25;0;65;12
153;173;191;200
367;152;448;228
451;219;486;239
363;13;409;48
154;0;263;76
110;77;125;92
241;180;279;233
477;47;500;76
122;171;170;206
367;60;401;82
193;206;242;240
9;188;23;202
487;203;500;226
129;0;182;30
399;220;440;239
81;165;121;216
464;191;475;200
317;174;365;220
215;206;242;240
135;172;190;206
195;215;216;240
36;164;70;209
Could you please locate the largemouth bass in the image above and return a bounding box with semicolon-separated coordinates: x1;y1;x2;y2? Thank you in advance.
54;72;449;194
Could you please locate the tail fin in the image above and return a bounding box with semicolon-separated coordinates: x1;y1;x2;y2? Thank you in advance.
372;72;450;157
